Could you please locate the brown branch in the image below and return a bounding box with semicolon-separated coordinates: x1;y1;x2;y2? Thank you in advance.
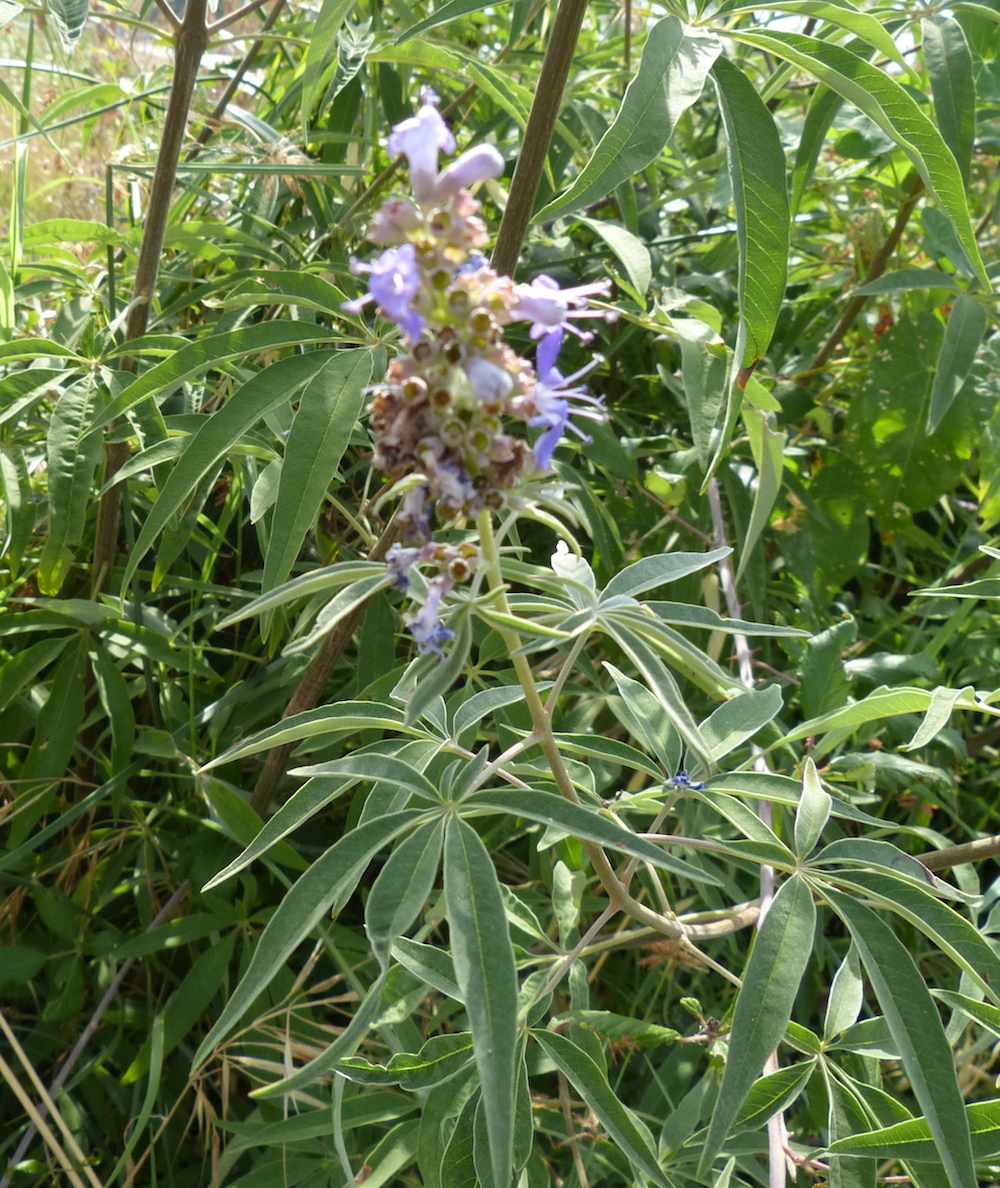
91;0;210;595
209;0;271;34
805;171;924;377
250;518;402;815
491;0;589;276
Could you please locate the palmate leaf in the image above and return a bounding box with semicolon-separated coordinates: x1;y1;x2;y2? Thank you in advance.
729;31;989;289
822;888;976;1188
191;809;425;1068
699;876;816;1176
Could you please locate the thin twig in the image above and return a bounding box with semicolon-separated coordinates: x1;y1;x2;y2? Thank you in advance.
0;1054;87;1188
151;0;181;29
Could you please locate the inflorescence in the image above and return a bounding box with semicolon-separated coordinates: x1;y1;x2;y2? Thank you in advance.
346;91;612;655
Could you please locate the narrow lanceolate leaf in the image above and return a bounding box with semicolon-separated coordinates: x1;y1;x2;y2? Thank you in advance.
191;809;424;1068
39;378;101;595
576;217;652;298
94;322;333;429
828;1098;1000;1163
444;818;518;1188
902;684;975;750
532;1030;670;1186
737;406;785;580
821;869;1000;1004
927;295;987;433
730;1060;816;1133
468;787;722;885
699;876;816;1176
711;57;789;371
262;349;372;603
794;757;831;858
700;684;783;764
301;0;356;123
534;18;721;222
922;16;976;186
49;0;88;50
791;86;842;215
822;888;976;1188
291;753;440;804
726;1;906;70
730;31;989;290
601;547;730;602
0;636;68;716
124;352;331;590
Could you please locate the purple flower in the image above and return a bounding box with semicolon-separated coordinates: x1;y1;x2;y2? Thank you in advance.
465;356;513;404
528;329;604;470
345;243;423;341
387;91;456;202
406;580;454;655
435;144;504;198
386;543;420;590
512;274;613;342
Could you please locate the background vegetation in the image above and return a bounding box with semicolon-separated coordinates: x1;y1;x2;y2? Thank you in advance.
0;0;998;1182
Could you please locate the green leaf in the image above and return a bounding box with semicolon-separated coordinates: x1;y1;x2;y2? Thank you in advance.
794;757;831;857
737;406;785;579
404;607;473;726
901;684;975;750
730;1059;816;1133
201;776;354;892
853;267;961;295
91;645;136;775
828;1098;1000;1162
396;0;499;42
391;936;463;1002
216;560;387;627
282;573;393;655
922;15;975;186
123;352;332;590
532;1029;670;1186
261;349;372;605
824;944;864;1040
554;1009;679;1048
191;810;424;1067
201;700;421;772
38;378;101;595
534;18;721;222
933;989;1000;1038
48;0;88;50
699;876;816;1175
726;0;907;69
444;818;519;1188
301;0;356;123
123;932;237;1085
576;216;652;298
95;322;333;430
710;57;789;370
603;661;682;774
0;636;68;715
109;1016;163;1182
822;888;976;1188
699;684;783;764
821;869;1000;1004
291;753;440;803
927;295;988;433
469;787;722;884
601;546;730;602
729;31;989;289
340;1033;474;1091
365;819;444;965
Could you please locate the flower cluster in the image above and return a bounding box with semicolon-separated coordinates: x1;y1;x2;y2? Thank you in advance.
348;91;611;653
